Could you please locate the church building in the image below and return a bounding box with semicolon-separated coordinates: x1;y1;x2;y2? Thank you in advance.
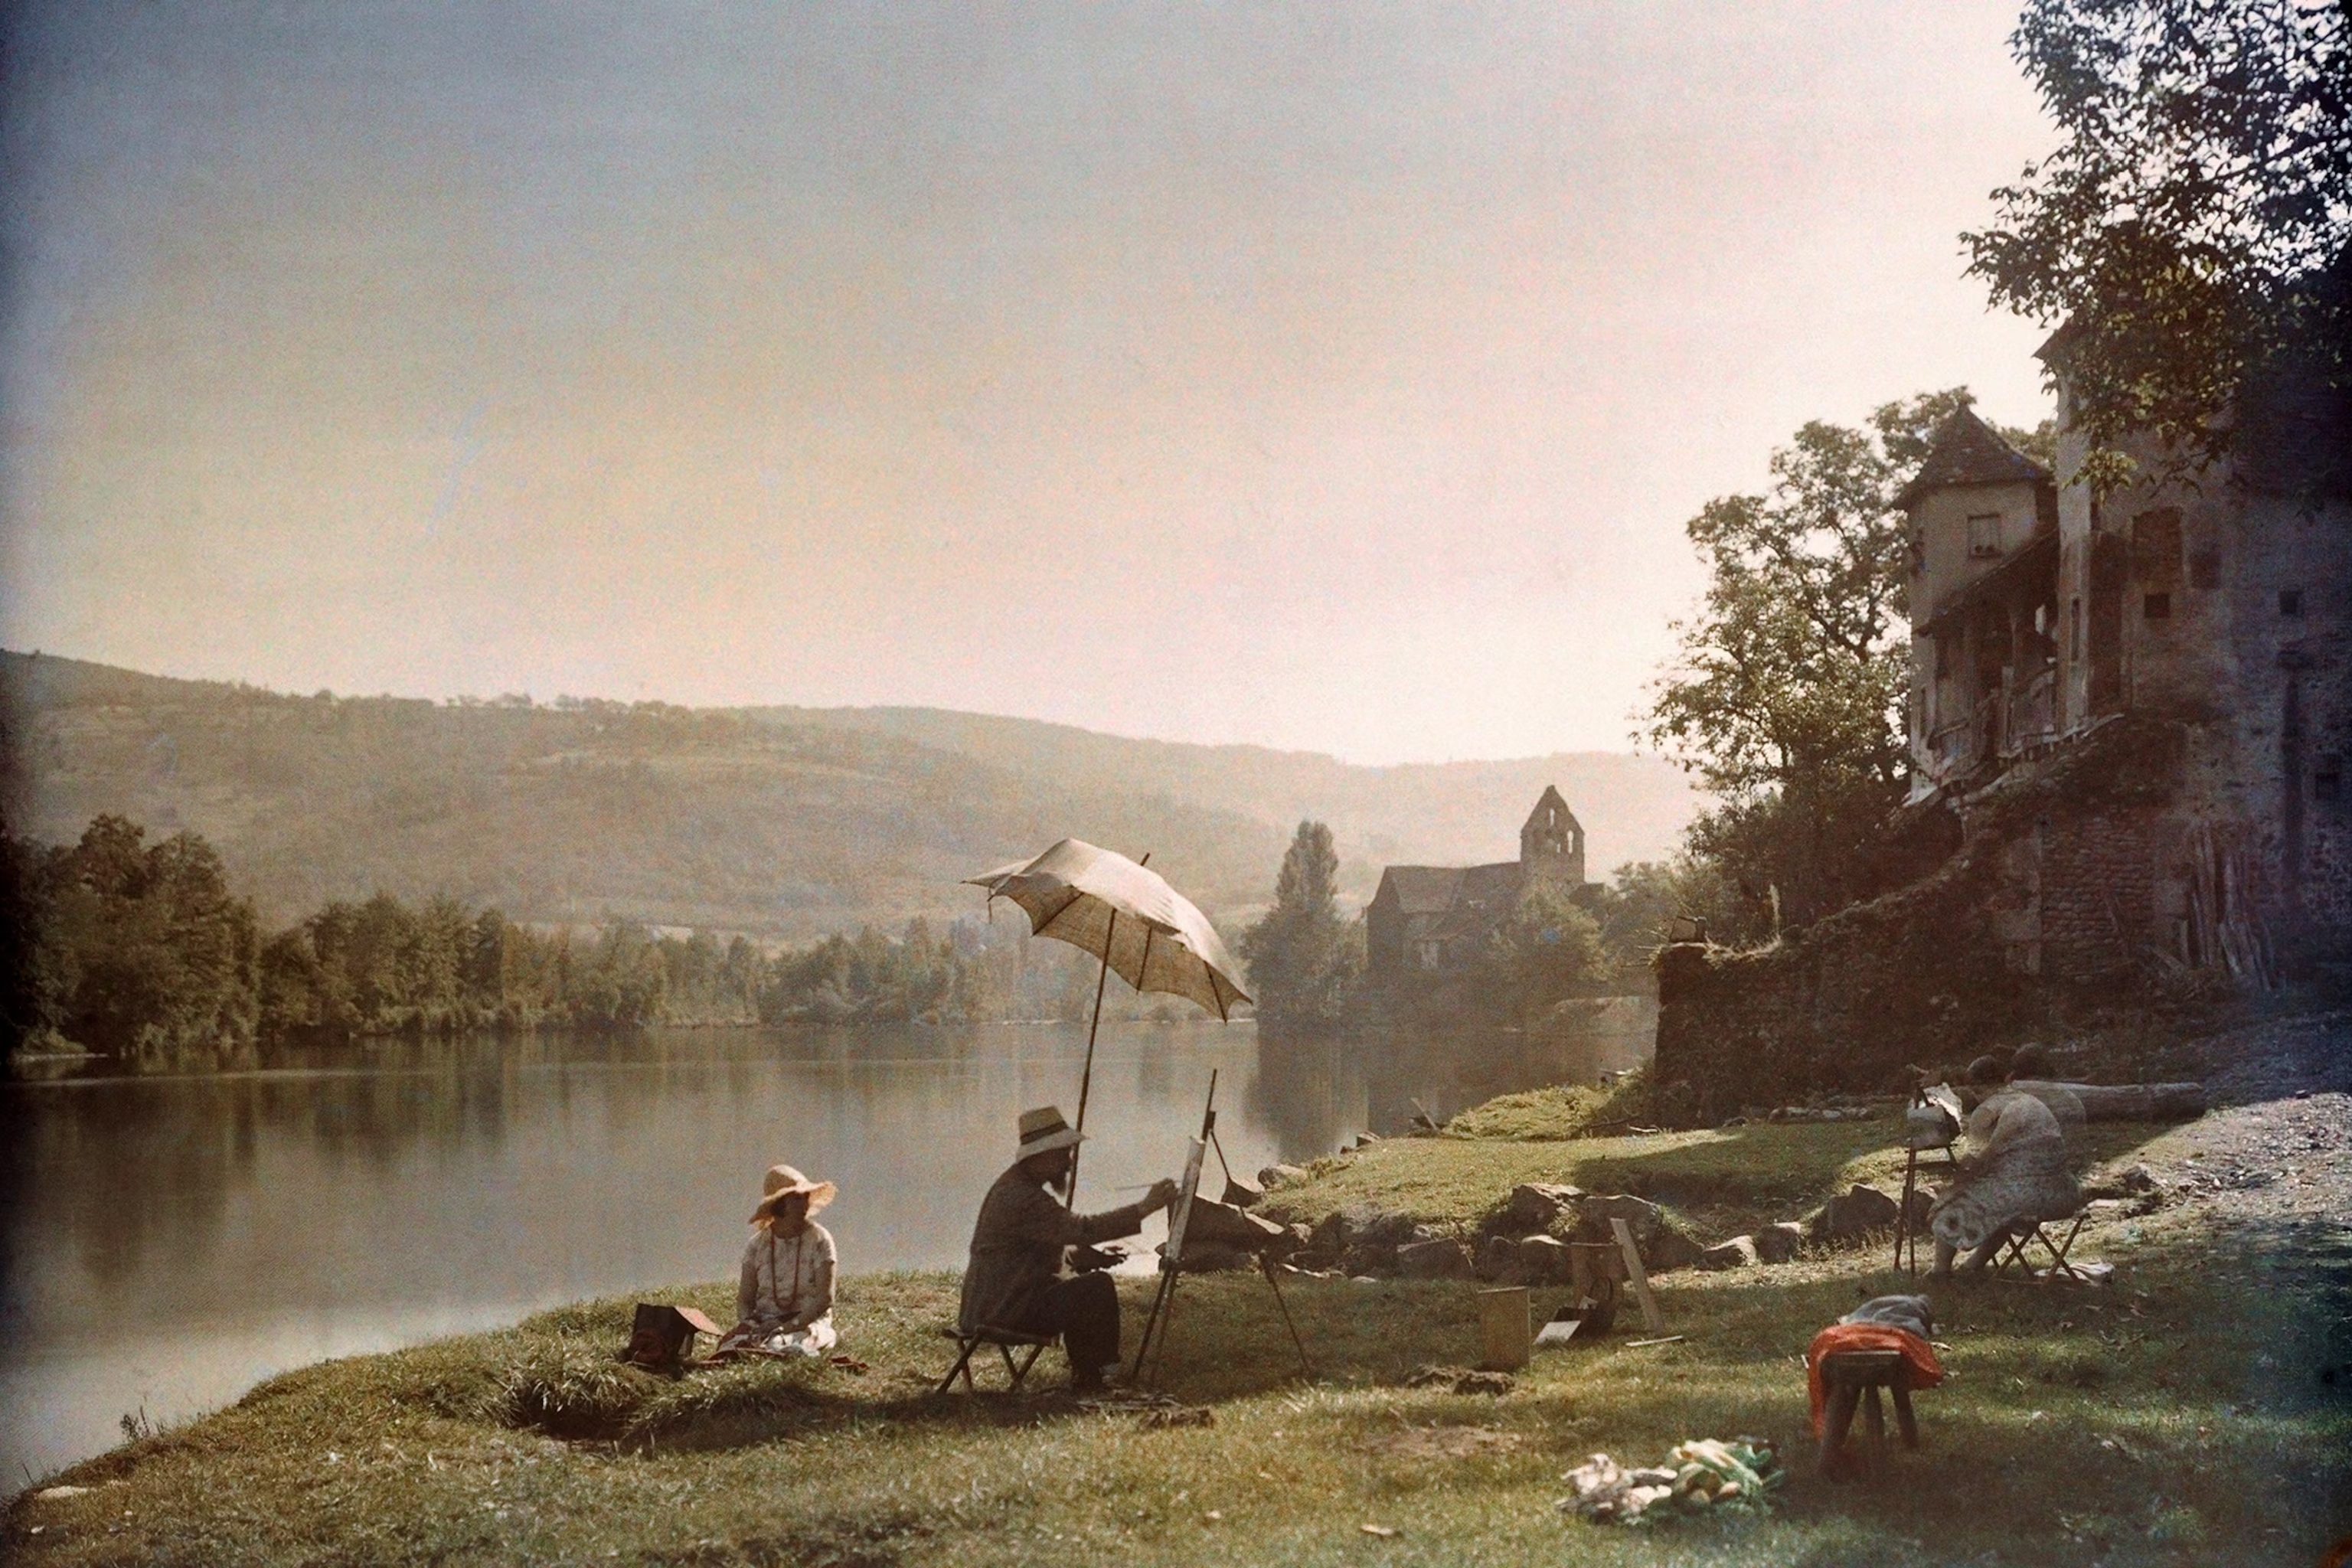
1364;786;1592;982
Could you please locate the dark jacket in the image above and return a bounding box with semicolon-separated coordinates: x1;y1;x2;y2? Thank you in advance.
959;1165;1148;1334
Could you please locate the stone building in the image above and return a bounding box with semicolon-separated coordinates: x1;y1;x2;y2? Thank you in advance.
1653;348;2347;1116
1903;345;2350;981
1364;786;1589;982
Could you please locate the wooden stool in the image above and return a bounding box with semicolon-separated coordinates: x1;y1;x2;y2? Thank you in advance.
1817;1349;1919;1478
935;1325;1053;1394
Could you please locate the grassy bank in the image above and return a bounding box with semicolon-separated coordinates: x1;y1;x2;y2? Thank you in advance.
11;1111;2347;1566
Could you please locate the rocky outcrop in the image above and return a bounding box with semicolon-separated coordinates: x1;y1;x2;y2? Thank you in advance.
1697;1235;1759;1270
1810;1184;1903;1243
1395;1239;1475;1279
1754;1222;1806;1263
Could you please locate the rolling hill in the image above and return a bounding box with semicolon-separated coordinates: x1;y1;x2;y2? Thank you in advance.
0;652;1704;938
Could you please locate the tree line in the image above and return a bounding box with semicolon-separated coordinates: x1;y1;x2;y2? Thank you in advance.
0;815;1129;1070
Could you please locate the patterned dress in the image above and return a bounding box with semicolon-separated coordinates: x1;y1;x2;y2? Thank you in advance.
1928;1090;2080;1254
720;1220;838;1357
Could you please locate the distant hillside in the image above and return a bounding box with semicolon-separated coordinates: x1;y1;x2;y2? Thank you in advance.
764;707;1704;902
0;653;1703;937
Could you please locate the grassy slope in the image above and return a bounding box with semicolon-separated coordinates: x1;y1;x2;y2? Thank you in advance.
11;1107;2345;1567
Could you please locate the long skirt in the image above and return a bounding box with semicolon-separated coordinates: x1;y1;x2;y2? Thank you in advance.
1929;1132;2080;1253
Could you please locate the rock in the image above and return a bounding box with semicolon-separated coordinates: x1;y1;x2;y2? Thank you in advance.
1698;1235;1759;1270
1755;1222;1806;1263
1355;1131;1383;1146
1574;1194;1663;1247
1811;1184;1903;1243
1396;1238;1475;1279
1342;1205;1420;1247
1475;1234;1525;1282
1259;1163;1309;1190
1643;1229;1706;1273
1183;1197;1289;1250
1517;1233;1574;1285
1311;1211;1350;1255
1498;1182;1587;1236
1221;1174;1266;1208
1342;1243;1399;1277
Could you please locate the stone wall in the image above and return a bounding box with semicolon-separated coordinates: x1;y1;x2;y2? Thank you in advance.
1651;717;2190;1119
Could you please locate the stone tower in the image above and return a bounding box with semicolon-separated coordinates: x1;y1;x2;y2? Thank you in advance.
1519;786;1586;884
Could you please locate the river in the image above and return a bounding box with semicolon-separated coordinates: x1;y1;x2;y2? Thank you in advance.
0;1009;1650;1485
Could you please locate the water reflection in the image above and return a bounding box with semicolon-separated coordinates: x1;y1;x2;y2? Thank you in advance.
0;1010;1650;1484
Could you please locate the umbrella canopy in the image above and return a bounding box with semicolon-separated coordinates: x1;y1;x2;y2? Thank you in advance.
966;839;1251;1021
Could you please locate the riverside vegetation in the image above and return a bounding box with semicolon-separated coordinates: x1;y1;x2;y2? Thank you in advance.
12;1014;2344;1567
1;815;1147;1073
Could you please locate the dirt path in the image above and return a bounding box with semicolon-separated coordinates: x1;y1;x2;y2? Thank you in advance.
2100;1008;2352;1230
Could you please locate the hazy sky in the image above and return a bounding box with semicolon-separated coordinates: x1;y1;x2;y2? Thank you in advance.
1;2;2056;763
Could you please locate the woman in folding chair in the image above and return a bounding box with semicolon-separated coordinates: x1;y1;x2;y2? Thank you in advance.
1926;1056;2082;1281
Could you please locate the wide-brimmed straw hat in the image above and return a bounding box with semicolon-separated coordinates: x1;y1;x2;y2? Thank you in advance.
750;1163;837;1224
1016;1105;1086;1160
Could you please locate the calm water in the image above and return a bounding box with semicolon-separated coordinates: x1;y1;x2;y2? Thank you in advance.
0;1011;1649;1485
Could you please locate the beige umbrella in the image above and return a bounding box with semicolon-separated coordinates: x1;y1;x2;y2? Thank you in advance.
966;838;1251;1199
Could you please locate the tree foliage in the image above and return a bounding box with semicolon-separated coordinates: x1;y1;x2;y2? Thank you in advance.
1475;878;1607;1022
1965;0;2350;485
1241;821;1359;1034
9;815;260;1067
1644;392;2046;938
3;815;1159;1067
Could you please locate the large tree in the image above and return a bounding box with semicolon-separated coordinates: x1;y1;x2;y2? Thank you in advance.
1645;392;2047;939
1965;0;2350;488
1240;821;1357;1034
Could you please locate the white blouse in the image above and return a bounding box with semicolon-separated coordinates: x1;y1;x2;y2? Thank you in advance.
737;1221;837;1329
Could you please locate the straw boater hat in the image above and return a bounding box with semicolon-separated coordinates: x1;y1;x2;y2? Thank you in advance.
750;1163;837;1224
1016;1106;1086;1160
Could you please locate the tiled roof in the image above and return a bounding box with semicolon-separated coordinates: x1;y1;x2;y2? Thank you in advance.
1899;407;2051;507
1377;866;1468;915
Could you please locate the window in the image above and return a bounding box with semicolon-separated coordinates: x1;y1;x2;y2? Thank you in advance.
2317;756;2344;804
2069;598;2082;660
2132;508;2183;586
1966;514;2003;559
2280;589;2305;616
2144;592;2171;620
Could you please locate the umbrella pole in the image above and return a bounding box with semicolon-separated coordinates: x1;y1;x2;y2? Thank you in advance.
1067;909;1117;1209
1067;854;1151;1209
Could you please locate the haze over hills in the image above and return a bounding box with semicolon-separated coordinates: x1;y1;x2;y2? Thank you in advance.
1;652;1704;939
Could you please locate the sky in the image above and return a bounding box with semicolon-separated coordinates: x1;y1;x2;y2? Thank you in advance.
0;2;2059;765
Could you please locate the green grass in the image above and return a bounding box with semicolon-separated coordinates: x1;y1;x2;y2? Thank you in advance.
10;1120;2344;1566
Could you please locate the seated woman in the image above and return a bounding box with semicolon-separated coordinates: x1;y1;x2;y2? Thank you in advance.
1927;1056;2081;1279
718;1164;839;1357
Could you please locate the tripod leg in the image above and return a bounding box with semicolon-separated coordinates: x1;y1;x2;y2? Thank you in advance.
1131;1264;1177;1384
1260;1256;1313;1378
1136;1268;1187;1387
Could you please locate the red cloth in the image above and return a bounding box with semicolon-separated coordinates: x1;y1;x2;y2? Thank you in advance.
1806;1323;1945;1436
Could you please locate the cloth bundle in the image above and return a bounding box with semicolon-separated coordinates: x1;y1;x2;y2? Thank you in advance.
1559;1437;1782;1524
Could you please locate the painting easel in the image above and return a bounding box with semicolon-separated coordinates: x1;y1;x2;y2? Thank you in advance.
1130;1070;1313;1386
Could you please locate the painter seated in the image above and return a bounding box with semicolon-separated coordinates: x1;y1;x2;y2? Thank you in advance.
718;1164;839;1358
1927;1051;2081;1280
960;1106;1177;1393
